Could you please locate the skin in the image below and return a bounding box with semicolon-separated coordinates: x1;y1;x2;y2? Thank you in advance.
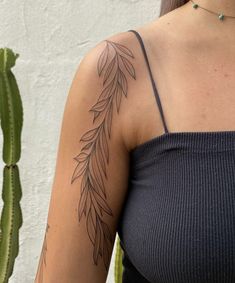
34;1;235;282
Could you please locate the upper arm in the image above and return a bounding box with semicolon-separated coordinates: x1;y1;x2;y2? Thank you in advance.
34;31;137;283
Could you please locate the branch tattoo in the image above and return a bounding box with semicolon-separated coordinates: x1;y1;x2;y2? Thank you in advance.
36;223;50;282
71;39;136;270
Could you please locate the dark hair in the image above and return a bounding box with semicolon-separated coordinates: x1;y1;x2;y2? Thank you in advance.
159;0;189;17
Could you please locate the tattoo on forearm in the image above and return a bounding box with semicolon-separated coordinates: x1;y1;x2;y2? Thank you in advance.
36;223;50;282
71;39;136;270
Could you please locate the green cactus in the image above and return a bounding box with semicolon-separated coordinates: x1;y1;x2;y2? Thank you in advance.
0;48;23;283
114;235;124;283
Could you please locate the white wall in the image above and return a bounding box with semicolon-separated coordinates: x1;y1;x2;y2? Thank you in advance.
0;1;160;282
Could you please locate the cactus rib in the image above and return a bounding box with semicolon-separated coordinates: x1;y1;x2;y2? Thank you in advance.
0;48;23;283
0;165;22;282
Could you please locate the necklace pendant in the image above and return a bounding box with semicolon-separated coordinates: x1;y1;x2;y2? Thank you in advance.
218;13;224;21
192;3;199;9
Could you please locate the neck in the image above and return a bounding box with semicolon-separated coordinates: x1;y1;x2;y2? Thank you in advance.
182;0;235;31
180;0;235;41
192;0;235;17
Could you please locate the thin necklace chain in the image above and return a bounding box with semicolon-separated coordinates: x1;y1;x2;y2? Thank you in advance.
190;0;235;21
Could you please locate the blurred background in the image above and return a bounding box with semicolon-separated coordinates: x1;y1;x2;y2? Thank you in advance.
0;0;160;282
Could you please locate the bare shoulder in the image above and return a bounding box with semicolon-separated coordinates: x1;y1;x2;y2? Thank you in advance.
72;29;160;151
77;24;175;149
71;8;190;151
101;7;193;146
65;30;141;152
79;30;139;77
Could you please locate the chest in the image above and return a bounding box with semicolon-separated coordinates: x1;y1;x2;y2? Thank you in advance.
151;43;235;131
118;139;235;282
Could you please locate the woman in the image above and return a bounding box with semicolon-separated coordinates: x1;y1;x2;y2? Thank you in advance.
34;0;235;282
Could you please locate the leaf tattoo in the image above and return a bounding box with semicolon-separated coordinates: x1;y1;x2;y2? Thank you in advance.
36;223;50;283
71;39;136;270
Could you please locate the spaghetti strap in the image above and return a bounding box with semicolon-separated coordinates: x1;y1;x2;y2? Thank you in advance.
128;29;169;134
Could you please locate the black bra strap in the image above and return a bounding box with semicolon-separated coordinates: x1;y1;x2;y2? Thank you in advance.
128;29;169;134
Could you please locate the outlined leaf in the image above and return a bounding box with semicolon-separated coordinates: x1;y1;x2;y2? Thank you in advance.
90;154;106;197
71;160;88;183
90;98;109;113
38;261;43;283
93;216;102;264
97;43;109;76
113;42;134;58
74;152;89;162
94;137;107;178
120;55;136;79
81;171;88;194
103;55;116;85
87;204;96;245
101;126;109;163
93;111;102;123
99;80;114;100
92;152;106;197
81;142;93;151
35;222;50;281
101;221;113;243
98;221;104;257
80;127;98;142
88;172;104;199
106;103;113;138
84;187;91;216
89;192;105;221
84;201;87;216
92;189;113;216
118;69;128;96
78;189;88;221
115;85;122;113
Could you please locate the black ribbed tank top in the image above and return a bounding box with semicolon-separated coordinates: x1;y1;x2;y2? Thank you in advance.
117;29;235;283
